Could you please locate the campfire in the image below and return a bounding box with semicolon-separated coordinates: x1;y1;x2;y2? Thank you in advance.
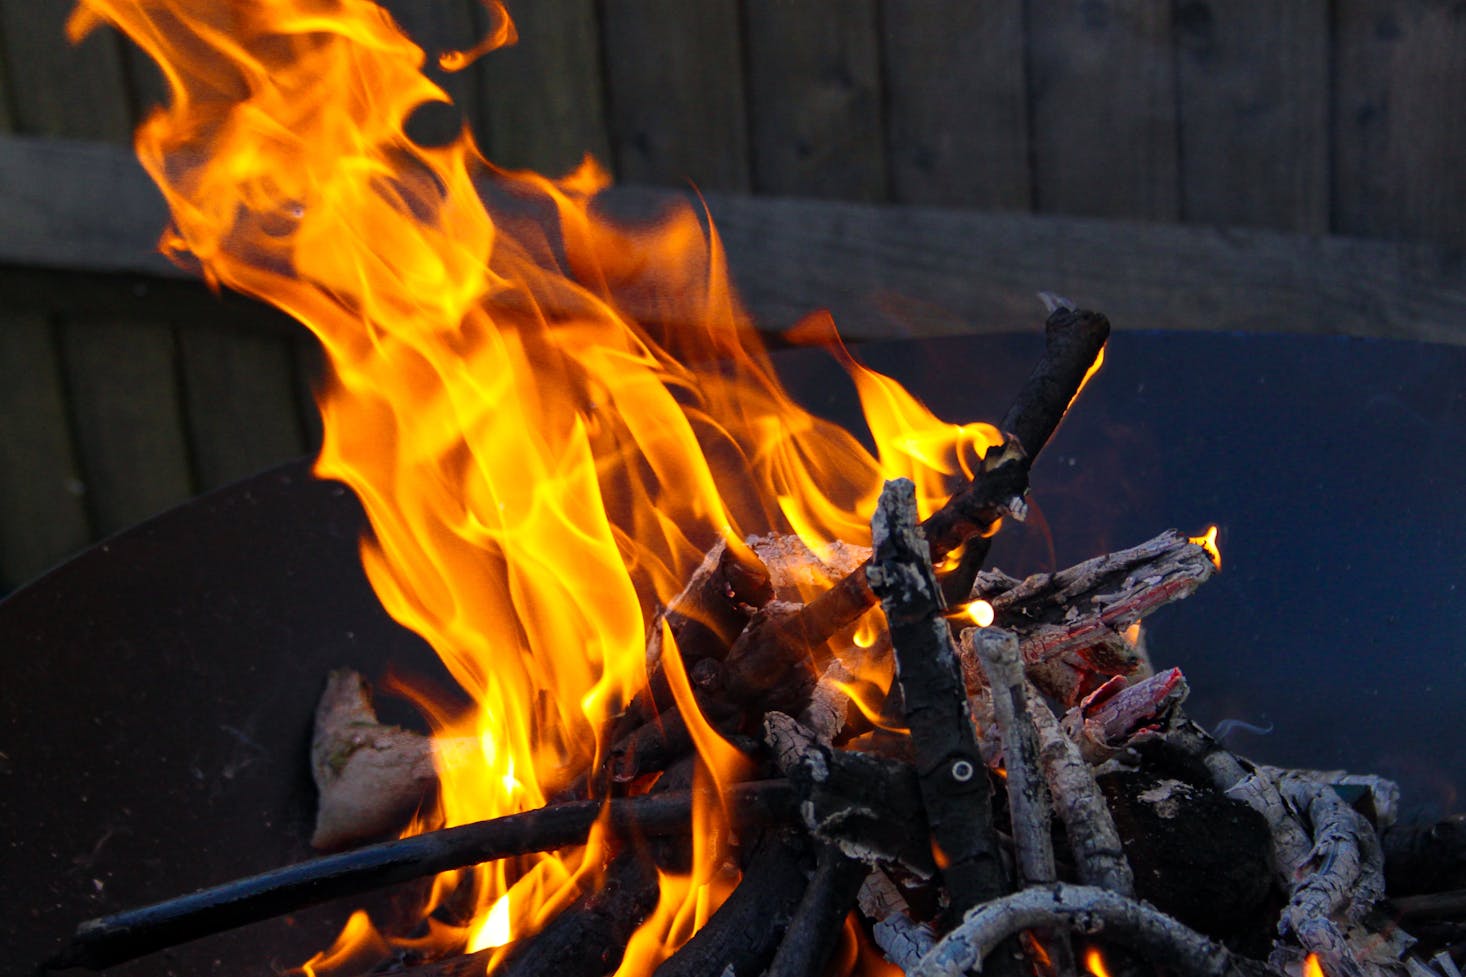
36;2;1466;977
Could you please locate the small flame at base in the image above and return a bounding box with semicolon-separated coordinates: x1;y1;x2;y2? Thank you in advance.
1190;525;1222;570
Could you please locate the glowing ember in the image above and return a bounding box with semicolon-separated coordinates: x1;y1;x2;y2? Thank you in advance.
954;598;995;628
1083;945;1112;977
66;0;999;969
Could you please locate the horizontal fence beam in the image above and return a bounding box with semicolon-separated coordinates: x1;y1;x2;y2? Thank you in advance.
2;133;1462;344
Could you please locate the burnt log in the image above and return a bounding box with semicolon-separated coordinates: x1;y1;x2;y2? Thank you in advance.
764;843;868;977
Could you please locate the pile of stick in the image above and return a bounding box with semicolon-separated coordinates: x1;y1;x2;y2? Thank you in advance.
45;307;1466;977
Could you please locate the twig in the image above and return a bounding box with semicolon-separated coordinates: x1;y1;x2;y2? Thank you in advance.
971;627;1075;976
867;479;1006;920
859;870;937;974
1061;668;1189;765
1018;669;1134;897
46;781;795;972
907;884;1267;977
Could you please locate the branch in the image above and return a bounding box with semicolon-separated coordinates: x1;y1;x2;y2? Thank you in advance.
46;780;795;972
908;884;1268;977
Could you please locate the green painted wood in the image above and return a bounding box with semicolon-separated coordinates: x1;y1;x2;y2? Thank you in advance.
1175;0;1329;233
1333;0;1466;249
476;0;610;175
177;327;309;490
0;314;91;590
1026;0;1179;220
59;317;195;536
881;0;1029;209
743;0;885;201
600;0;750;191
0;1;134;142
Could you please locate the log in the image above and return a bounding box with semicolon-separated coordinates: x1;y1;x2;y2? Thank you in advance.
867;478;1006;922
1061;668;1189;764
763;843;868;977
859;870;936;973
46;781;795;972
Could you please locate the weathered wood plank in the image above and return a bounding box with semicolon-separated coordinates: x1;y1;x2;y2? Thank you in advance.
666;189;1466;345
0;1;134;142
881;0;1029;209
1333;0;1466;249
0;314;92;589
293;337;326;453
475;0;610;175
600;0;750;190
1026;0;1179;220
177;327;309;490
58;317;195;536
742;0;885;200
1175;1;1329;233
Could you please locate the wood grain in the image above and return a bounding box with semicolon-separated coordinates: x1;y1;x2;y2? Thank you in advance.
476;0;610;175
600;0;750;190
881;0;1030;209
0;314;91;590
59;317;195;535
0;1;134;142
743;0;886;200
1174;0;1329;232
1333;0;1466;249
177;327;309;490
1026;0;1179;220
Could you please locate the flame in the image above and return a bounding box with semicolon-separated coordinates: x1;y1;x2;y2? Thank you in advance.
953;598;995;628
1302;953;1326;977
1190;525;1222;570
68;0;1000;970
1083;946;1112;977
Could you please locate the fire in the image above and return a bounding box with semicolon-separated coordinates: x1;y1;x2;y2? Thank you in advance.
1083;946;1112;977
1190;525;1222;570
68;0;1004;970
1302;953;1326;977
954;598;995;628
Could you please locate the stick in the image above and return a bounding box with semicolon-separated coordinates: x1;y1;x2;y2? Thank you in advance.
859;870;936;974
1019;671;1135;897
867;479;1006;921
1061;668;1189;765
764;843;869;977
45;780;795;972
721;308;1111;707
907;884;1268;977
651;829;812;977
970;627;1075;977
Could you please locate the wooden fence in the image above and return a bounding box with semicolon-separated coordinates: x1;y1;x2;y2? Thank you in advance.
1;0;1463;591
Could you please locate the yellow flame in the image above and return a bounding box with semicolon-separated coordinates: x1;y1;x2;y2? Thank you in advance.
1302;953;1326;977
67;0;1003;970
1190;525;1222;570
1084;946;1112;977
954;599;995;628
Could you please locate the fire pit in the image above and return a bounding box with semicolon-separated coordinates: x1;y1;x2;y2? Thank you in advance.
6;1;1465;974
5;327;1464;976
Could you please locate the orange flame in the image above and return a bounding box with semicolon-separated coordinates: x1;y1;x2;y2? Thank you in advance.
1083;946;1112;977
68;0;999;969
953;598;995;628
1190;525;1222;570
1302;953;1326;977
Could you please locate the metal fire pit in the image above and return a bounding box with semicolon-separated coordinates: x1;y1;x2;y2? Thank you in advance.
4;329;1464;975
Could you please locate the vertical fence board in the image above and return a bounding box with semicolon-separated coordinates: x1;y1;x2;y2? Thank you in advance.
294;337;325;453
177;328;309;490
1175;1;1329;232
477;0;610;175
1333;0;1466;249
743;0;886;200
0;1;133;142
378;0;484;146
601;0;750;191
0;316;91;589
59;318;195;536
882;0;1029;209
1026;0;1178;220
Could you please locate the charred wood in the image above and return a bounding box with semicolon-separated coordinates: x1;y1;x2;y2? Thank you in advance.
1386;816;1466;897
651;829;812;977
1061;668;1189;765
858;870;936;973
45;781;795;972
867;478;1006;922
764;843;868;977
906;883;1270;977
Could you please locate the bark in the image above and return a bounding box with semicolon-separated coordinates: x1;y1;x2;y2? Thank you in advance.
764;843;868;977
1061;668;1189;764
867;479;1006;921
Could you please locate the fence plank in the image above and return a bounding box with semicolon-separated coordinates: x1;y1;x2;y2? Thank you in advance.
0;315;91;590
59;317;195;536
600;0;750;191
374;0;484;146
177;328;309;490
881;0;1029;209
1175;1;1328;232
476;0;610;175
1333;0;1466;249
743;0;885;200
0;2;134;142
1026;0;1178;220
294;338;326;453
